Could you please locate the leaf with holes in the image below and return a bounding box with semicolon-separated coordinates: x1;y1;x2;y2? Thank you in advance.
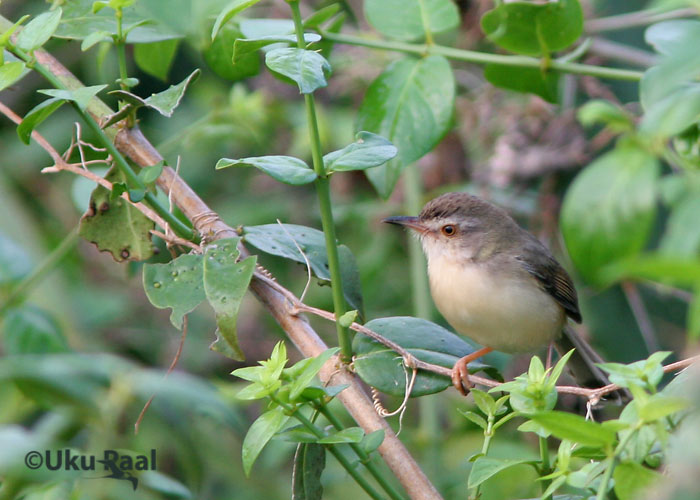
79;168;154;262
142;254;205;329
352;316;491;397
243;224;364;319
203;238;256;361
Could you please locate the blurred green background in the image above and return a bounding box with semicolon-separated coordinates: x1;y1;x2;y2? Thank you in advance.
0;0;697;499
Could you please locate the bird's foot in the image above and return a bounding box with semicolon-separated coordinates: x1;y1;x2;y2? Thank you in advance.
450;347;493;396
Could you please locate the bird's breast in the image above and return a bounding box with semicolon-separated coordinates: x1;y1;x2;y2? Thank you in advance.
427;255;565;353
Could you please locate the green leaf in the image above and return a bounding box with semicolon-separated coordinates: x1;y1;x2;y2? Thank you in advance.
357;55;454;198
0;62;26;92
142;69;199;117
578;100;635;132
17;97;65;145
364;0;459;42
80;30;111;51
16;8;63;52
637;395;688;422
613;461;662;500
128;188;146;203
529;411;616;447
481;0;583;56
338;310;358;328
134;39;180;81
292;443;325;500
0;15;30;47
288;348;339;401
323;132;397;173
352;316;489;397
203;238;256;361
471;389;496;416
233;33;321;64
79;167;154;262
211;0;263;41
206;24;261;81
139;471;192;499
645;19;700;56
660;193;700;257
242;224;364;319
561;145;660;285
0;233;32;286
216;156;316;185
239;18;295;39
265;48;331;94
459;410;487;429
39;84;107;111
303;4;341;29
138;162;164;184
360;430;385;454
467;457;533;489
484;64;559;102
600;254;700;288
142;254;205;329
317;427;364;444
242;406;288;477
640;84;700;140
2;307;69;355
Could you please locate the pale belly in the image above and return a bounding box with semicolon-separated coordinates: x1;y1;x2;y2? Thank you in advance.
428;258;565;353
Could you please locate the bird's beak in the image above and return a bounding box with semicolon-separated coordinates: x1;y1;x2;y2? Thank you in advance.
382;216;427;233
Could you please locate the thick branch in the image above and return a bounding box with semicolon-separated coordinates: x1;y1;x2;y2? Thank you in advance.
15;39;442;500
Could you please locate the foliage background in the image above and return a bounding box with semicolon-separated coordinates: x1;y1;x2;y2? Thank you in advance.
0;0;698;499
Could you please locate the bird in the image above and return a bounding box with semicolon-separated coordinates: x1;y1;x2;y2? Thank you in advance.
384;191;619;398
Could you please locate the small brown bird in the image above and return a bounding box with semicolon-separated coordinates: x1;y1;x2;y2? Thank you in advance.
384;192;616;396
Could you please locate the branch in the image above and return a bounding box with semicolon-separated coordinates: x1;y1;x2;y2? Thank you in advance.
10;38;443;500
318;31;644;81
295;301;700;404
585;7;699;34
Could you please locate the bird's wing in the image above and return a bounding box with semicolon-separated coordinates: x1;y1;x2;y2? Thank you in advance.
515;236;582;323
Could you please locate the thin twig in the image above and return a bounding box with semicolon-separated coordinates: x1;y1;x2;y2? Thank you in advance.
135;316;189;433
295;300;700;402
277;218;312;302
585;7;699;33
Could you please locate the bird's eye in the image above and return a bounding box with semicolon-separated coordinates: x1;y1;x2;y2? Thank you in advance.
441;225;456;236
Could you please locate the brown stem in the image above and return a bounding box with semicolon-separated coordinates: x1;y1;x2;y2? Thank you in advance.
13;42;442;500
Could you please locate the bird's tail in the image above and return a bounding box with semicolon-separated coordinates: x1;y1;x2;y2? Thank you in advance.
554;326;631;404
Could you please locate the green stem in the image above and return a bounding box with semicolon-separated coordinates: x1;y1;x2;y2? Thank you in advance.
0;228;78;315
273;399;385;500
596;426;640;500
595;458;615;500
318;31;644;81
539;436;552;498
6;43;195;241
318;405;406;500
403;164;431;319
115;9;128;91
289;0;351;361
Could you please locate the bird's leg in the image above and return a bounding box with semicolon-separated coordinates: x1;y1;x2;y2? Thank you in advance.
452;347;493;396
